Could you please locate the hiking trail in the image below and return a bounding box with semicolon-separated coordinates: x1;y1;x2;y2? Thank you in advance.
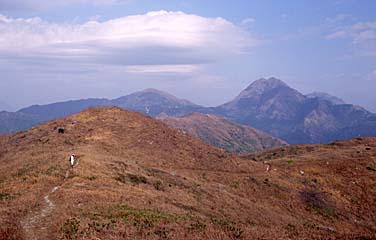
22;167;75;240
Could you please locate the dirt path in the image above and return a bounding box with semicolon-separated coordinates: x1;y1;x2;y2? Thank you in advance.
22;186;60;240
22;167;75;240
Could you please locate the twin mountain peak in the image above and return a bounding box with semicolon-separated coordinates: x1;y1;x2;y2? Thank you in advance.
1;77;375;147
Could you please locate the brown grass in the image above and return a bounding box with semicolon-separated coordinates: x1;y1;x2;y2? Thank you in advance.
0;107;375;239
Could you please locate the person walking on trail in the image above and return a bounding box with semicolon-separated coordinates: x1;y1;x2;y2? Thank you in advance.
263;161;271;172
69;154;75;169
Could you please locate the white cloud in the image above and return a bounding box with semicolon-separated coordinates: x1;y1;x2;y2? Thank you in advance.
326;20;376;57
241;18;256;26
0;11;257;69
124;65;201;74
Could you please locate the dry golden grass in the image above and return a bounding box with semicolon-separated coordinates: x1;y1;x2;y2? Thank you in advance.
0;107;375;239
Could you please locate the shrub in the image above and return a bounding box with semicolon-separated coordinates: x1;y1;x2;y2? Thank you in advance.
87;220;116;232
0;192;11;201
299;190;336;218
115;173;148;185
230;181;240;189
153;226;169;239
14;168;28;177
187;220;206;232
366;166;376;172
211;218;243;239
61;217;80;239
153;180;164;191
263;178;270;186
127;174;148;184
87;176;97;181
285;223;296;231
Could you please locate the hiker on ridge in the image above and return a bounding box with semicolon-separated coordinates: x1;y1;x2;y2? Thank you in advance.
69;154;75;169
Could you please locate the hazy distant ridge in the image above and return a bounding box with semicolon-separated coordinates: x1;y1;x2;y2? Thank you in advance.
2;78;376;144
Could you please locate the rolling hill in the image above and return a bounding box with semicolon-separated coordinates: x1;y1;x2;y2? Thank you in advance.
112;88;205;117
18;98;114;122
18;88;204;121
3;89;204;136
0;107;375;239
158;112;287;153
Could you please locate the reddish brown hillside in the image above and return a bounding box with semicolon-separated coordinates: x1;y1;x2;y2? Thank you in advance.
0;107;375;240
158;112;287;153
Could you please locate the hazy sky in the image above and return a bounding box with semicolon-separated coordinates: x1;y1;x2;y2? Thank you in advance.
0;0;375;112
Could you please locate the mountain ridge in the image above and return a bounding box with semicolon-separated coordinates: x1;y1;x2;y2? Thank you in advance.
2;78;376;145
306;92;346;105
214;78;376;144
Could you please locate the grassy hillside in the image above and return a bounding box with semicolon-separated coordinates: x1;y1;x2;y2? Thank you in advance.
0;107;375;239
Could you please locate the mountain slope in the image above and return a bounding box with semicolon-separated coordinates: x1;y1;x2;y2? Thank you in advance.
112;88;205;116
18;98;113;122
4;79;376;144
215;77;376;144
0;111;44;135
306;92;345;105
219;77;306;121
17;89;205;122
0;107;375;239
158;112;287;153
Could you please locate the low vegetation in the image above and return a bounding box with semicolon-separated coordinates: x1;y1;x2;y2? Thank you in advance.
14;167;29;177
45;165;64;177
0;191;11;201
211;218;244;239
300;190;336;218
115;173;148;185
60;205;192;239
153;180;164;191
0;220;23;240
366;166;376;172
61;218;80;239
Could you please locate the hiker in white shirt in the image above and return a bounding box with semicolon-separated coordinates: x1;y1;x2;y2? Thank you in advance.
69;154;75;169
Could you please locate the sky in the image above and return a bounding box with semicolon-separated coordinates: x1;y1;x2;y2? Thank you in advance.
0;0;375;112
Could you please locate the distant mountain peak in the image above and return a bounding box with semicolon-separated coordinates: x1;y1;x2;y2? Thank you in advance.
226;77;302;105
245;77;288;91
140;88;166;94
234;77;290;100
130;88;196;106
